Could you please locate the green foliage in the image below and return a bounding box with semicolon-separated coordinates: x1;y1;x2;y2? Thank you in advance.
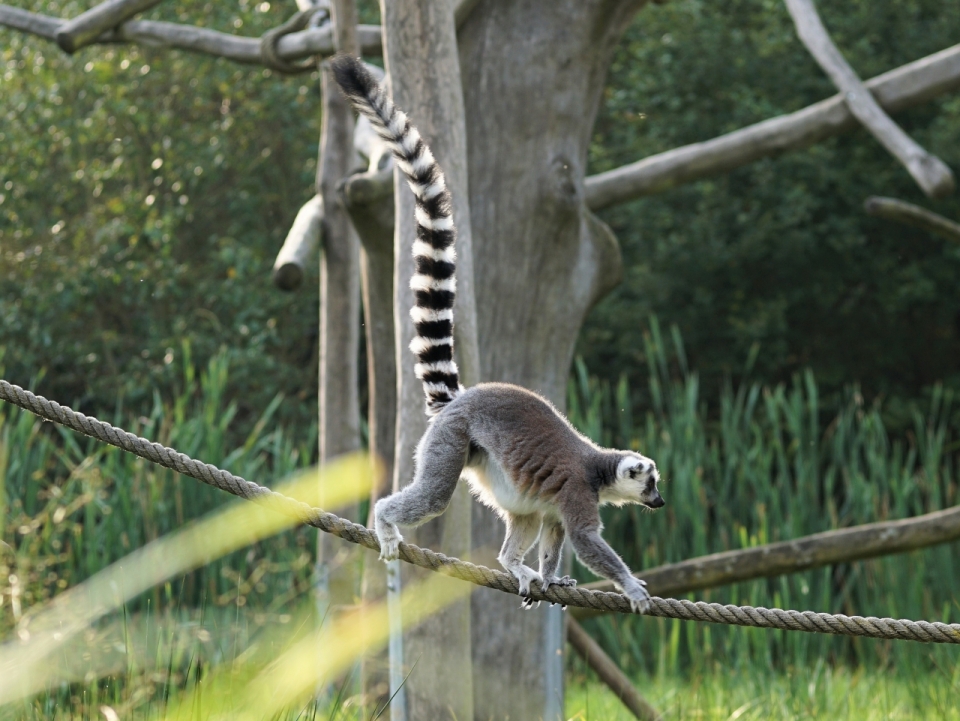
584;0;960;420
0;349;316;626
568;321;959;672
0;0;326;431
567;664;960;720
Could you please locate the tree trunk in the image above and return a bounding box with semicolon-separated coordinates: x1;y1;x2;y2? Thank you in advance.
380;0;481;719
457;2;642;718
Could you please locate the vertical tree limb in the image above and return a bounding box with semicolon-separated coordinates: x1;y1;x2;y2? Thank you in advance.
567;618;661;721
784;0;954;198
341;130;398;712
316;0;362;619
379;0;480;718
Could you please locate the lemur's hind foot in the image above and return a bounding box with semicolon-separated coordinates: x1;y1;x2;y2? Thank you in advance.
541;574;577;593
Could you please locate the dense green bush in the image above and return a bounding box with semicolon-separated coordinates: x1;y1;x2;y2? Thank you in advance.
3;1;960;434
1;1;328;432
583;0;960;423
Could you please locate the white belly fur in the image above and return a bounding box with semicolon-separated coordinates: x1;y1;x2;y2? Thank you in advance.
461;453;552;518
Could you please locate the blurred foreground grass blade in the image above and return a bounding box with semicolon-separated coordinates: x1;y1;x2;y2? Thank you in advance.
0;453;373;705
158;573;470;721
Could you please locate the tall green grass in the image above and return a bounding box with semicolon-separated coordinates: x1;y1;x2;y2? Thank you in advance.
567;319;959;674
0;348;317;630
2;326;959;718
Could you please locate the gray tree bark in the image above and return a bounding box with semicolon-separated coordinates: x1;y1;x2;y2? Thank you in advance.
379;1;481;719
456;3;642;719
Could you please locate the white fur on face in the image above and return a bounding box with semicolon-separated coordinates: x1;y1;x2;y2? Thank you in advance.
616;454;654;481
604;454;661;508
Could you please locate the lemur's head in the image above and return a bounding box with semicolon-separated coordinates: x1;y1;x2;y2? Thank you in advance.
604;453;665;509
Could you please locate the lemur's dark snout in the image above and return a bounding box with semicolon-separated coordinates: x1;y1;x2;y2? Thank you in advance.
649;496;665;509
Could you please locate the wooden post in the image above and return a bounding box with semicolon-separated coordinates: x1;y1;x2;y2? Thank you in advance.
341;114;399;711
315;0;362;636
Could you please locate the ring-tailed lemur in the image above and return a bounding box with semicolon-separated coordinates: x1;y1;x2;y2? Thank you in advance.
331;55;664;613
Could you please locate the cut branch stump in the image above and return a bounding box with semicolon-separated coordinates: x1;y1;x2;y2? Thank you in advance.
272;195;323;291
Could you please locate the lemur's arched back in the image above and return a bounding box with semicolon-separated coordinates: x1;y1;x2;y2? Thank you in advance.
332;56;664;613
332;56;460;417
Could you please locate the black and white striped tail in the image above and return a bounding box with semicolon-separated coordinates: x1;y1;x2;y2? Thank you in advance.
331;55;460;416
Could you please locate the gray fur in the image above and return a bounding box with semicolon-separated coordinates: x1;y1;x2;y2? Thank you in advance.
374;383;665;612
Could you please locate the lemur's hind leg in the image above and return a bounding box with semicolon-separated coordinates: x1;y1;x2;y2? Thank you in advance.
498;513;543;605
374;414;469;562
538;518;576;594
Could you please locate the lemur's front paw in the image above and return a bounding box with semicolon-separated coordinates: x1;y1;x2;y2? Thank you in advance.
515;567;542;597
621;577;652;614
541;575;577;593
376;524;402;562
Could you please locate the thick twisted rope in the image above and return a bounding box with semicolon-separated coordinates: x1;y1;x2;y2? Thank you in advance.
1;379;958;645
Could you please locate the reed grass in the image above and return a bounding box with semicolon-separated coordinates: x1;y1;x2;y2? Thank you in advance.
1;326;958;718
567;318;959;676
0;347;318;631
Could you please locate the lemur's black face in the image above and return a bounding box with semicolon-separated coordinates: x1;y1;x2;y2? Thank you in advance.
615;454;665;510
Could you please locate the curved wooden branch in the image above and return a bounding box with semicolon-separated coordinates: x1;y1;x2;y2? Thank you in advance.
585;43;960;210
56;0;165;53
567;618;661;721
272;195;324;291
574;503;960;616
864;196;960;243
785;0;953;198
0;5;383;62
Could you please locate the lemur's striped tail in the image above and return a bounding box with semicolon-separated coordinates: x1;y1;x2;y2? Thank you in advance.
331;55;460;416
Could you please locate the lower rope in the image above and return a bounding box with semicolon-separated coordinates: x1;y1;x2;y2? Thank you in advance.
1;379;958;645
